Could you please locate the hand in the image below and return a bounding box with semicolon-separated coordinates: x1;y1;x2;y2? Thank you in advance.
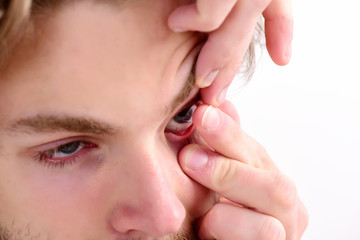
168;0;293;106
178;101;308;239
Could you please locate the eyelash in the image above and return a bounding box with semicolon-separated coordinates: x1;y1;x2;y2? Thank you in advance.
165;96;200;140
33;141;98;169
32;95;201;169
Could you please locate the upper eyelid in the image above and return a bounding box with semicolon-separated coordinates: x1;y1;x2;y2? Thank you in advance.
166;43;200;115
167;91;200;120
29;136;96;152
24;91;199;152
25;92;199;150
39;141;93;157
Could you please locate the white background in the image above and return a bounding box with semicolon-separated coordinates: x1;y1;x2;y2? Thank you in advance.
229;0;360;239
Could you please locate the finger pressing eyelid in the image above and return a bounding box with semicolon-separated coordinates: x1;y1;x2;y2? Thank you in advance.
195;0;270;105
198;64;239;106
192;104;276;170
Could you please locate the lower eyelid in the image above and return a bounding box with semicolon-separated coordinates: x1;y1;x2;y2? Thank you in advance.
165;125;195;142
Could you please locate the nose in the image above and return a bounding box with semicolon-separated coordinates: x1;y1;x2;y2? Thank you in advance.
109;145;186;238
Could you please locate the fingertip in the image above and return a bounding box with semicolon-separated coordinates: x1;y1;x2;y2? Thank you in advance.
178;144;209;171
265;16;293;66
285;42;292;63
217;87;228;105
193;103;240;132
171;27;187;33
218;100;241;124
199;87;228;107
167;3;199;32
198;65;238;106
192;104;223;132
196;70;219;88
167;6;185;32
197;210;218;240
199;85;223;107
192;104;209;128
266;40;291;66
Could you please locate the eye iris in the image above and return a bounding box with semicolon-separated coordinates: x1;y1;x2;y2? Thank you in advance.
174;106;194;123
58;142;81;154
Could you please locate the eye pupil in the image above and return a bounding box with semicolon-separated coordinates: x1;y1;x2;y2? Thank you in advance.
173;106;194;123
58;142;81;154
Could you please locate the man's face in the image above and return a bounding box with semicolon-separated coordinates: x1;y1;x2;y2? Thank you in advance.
0;1;216;239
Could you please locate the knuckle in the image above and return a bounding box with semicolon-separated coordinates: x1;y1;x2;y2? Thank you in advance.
256;144;269;160
254;143;270;164
257;217;285;240
214;159;238;190
269;173;298;211
247;137;272;168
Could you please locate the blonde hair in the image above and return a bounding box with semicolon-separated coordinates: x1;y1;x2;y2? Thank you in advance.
0;0;262;80
0;0;32;57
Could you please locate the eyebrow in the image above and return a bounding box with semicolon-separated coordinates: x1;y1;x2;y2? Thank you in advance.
7;115;116;135
167;58;196;114
5;58;197;135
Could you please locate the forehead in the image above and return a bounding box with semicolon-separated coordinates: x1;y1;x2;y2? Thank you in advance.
0;0;199;126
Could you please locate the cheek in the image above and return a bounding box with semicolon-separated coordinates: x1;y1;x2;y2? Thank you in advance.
174;172;217;219
0;140;216;234
0;156;109;236
163;141;217;219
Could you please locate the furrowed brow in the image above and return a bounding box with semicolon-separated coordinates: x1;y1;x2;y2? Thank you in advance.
6;115;116;135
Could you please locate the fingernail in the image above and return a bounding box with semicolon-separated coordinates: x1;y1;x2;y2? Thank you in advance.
202;106;221;130
185;146;208;170
217;87;228;105
172;27;186;33
285;43;292;61
197;70;219;88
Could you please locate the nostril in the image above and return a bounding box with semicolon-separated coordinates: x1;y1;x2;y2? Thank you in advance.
110;228;156;239
150;205;186;237
110;199;186;238
108;146;188;238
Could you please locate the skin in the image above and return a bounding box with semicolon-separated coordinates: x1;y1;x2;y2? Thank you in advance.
168;0;293;105
0;1;214;239
168;2;308;237
0;0;307;239
179;102;309;239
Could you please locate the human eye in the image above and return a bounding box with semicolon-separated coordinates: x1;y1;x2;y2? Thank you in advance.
33;140;98;168
165;96;200;141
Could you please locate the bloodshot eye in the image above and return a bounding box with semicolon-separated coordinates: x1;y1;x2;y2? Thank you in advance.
33;140;98;168
165;104;197;139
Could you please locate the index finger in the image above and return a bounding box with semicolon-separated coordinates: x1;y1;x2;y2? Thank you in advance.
167;0;237;32
263;0;293;65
